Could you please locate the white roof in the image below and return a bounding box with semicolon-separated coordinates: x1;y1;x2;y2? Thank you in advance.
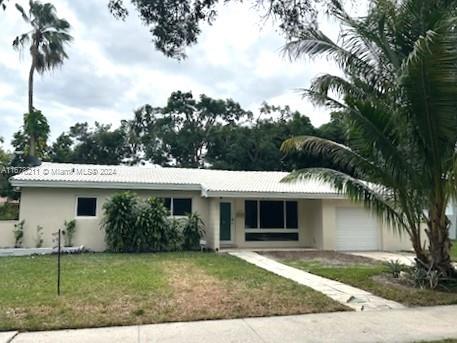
11;162;340;199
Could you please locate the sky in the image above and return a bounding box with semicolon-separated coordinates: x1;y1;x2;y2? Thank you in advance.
0;0;346;150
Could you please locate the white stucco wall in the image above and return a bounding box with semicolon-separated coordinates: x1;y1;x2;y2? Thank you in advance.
17;188;208;252
0;221;18;248
10;188;420;252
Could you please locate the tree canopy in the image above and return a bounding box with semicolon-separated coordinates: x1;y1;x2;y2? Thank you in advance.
107;0;332;58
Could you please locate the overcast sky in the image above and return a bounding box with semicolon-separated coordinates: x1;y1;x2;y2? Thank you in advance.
0;0;346;150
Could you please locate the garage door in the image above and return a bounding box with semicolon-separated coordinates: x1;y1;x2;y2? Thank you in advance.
336;208;380;251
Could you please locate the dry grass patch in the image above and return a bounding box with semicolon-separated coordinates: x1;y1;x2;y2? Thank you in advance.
0;252;347;331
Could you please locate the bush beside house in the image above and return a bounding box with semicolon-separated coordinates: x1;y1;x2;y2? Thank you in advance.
103;192;204;253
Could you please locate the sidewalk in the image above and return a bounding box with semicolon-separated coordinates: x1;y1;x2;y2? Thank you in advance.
5;305;457;343
229;251;404;311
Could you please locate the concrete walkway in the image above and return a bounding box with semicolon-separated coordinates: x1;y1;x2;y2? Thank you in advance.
229;251;404;311
6;305;457;343
0;331;17;343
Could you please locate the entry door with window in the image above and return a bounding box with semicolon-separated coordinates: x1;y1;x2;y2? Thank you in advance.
219;202;233;243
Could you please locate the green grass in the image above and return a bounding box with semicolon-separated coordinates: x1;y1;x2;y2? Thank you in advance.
282;259;457;307
0;252;347;331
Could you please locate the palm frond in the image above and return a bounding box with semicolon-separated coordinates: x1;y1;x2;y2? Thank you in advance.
282;168;408;234
15;3;30;23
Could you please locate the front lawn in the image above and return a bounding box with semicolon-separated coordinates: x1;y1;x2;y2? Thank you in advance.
0;252;347;331
262;251;457;307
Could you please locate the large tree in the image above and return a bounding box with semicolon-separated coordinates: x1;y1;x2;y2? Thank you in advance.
282;0;457;276
13;0;72;157
126;91;251;167
48;122;129;165
207;104;316;170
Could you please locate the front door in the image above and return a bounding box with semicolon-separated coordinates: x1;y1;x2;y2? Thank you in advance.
219;202;232;242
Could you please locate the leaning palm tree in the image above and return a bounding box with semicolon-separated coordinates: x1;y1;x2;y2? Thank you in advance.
13;0;72;157
282;0;457;276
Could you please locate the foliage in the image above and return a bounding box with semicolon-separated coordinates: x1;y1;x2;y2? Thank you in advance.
181;213;205;250
49;122;129;165
63;219;76;247
0;203;19;220
135;197;176;252
0;143;19;201
102;192;139;252
11;110;50;162
13;1;72;75
43;90;343;169
13;220;25;248
385;260;403;279
103;192;205;252
206;104;317;171
107;0;331;58
281;0;457;276
123;91;252;168
35;225;43;248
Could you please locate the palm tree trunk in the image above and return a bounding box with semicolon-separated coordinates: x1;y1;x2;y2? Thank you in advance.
28;60;36;158
410;226;429;266
426;207;455;277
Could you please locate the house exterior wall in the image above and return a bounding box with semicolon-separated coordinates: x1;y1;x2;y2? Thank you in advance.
0;220;18;248
17;187;208;252
10;188;419;252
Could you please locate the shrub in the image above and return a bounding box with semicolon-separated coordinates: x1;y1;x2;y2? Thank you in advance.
182;213;205;250
167;218;183;251
385;259;403;279
0;203;19;220
35;225;44;248
135;197;171;252
63;219;76;247
102;192;206;253
13;220;25;248
102;192;139;252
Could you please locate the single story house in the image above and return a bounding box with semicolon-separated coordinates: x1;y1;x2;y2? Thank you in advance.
1;162;416;252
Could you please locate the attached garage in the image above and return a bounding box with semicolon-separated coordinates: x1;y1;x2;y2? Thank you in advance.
335;208;380;251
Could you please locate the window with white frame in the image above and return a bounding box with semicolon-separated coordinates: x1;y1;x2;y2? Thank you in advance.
76;197;97;217
160;197;192;216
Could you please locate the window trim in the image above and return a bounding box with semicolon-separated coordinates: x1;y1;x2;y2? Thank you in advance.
245;199;299;231
75;196;98;219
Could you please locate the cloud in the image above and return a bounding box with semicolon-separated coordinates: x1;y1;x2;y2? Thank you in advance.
0;0;347;150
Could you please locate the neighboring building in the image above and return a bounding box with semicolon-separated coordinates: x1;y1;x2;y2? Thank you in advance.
1;162;414;252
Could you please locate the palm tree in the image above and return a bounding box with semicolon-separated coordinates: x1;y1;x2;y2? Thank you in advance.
282;0;457;276
12;0;72;157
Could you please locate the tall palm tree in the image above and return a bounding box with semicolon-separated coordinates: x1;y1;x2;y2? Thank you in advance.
12;0;72;157
282;0;457;276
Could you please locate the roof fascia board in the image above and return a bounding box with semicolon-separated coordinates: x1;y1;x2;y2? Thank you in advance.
203;191;343;199
10;180;202;191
